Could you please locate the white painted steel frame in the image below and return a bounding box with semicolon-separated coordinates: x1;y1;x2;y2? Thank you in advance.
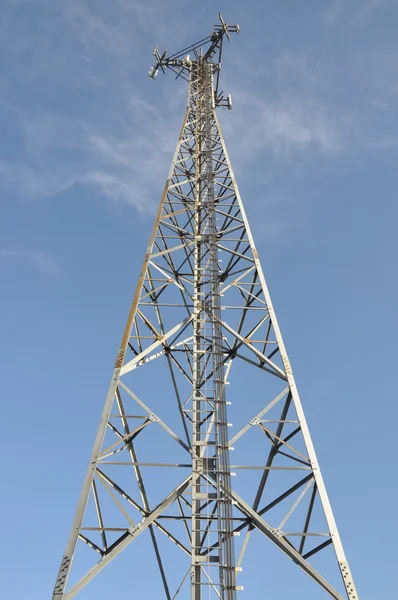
52;31;359;600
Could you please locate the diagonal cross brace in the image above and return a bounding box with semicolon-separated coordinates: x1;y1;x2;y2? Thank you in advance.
120;315;193;376
228;488;345;600
60;477;191;600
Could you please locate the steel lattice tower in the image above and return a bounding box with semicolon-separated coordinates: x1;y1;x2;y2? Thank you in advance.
52;15;359;600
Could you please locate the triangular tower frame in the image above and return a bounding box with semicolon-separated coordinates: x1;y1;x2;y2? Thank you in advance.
52;15;359;600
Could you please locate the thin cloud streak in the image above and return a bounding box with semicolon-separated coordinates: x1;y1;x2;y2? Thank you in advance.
321;0;395;26
0;250;61;277
1;92;182;211
0;0;190;211
221;44;398;170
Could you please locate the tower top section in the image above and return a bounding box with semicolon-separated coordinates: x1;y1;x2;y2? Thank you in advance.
148;13;240;108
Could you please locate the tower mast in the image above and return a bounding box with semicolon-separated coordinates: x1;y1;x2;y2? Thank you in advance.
52;15;359;600
190;56;236;599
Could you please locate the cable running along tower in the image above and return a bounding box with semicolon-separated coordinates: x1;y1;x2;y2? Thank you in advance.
52;15;359;600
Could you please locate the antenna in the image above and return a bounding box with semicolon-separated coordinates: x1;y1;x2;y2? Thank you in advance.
148;13;239;108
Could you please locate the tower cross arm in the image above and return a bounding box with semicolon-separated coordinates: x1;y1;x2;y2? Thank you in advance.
148;13;239;97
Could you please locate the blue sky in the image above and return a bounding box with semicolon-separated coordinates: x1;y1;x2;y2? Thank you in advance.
1;0;398;598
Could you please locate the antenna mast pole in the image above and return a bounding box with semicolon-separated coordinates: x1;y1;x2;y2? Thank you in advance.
190;56;236;599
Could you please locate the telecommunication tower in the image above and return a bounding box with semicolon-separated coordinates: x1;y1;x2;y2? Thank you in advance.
52;15;359;600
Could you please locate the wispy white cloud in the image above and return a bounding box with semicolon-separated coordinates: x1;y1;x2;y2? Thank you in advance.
62;0;169;55
226;94;341;161
321;0;396;26
0;161;75;198
0;93;182;211
0;250;61;277
221;42;398;172
0;0;187;211
321;3;343;25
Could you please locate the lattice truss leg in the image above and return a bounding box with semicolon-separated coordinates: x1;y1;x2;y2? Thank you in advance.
52;61;359;600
